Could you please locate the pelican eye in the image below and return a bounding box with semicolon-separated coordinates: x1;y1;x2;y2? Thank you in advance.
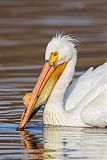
49;51;59;64
53;52;57;56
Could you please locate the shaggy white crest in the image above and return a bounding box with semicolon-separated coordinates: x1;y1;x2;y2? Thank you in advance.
45;34;79;65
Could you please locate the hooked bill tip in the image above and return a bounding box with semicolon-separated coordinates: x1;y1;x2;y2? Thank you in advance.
16;125;25;131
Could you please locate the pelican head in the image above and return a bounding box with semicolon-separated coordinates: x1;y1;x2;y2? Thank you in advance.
18;34;79;130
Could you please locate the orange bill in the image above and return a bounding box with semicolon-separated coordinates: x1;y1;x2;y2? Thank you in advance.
18;54;68;131
18;62;55;130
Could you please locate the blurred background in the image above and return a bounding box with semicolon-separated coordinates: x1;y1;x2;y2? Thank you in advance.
0;0;106;70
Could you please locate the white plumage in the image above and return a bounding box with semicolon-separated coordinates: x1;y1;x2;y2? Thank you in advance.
43;34;107;127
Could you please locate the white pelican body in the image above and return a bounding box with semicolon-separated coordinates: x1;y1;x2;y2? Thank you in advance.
19;34;107;130
43;35;107;127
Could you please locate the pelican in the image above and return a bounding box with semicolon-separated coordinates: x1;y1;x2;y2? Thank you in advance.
18;34;107;130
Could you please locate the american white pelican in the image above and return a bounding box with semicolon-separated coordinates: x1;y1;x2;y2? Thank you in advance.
18;34;107;130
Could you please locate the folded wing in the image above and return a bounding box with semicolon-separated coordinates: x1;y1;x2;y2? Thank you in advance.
65;62;107;111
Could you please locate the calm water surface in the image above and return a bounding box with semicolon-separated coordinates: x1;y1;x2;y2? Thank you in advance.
0;0;107;159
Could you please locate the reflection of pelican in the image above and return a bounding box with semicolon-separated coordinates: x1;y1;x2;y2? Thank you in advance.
19;127;107;160
18;34;107;130
20;131;42;149
19;130;54;160
19;130;44;159
44;127;107;160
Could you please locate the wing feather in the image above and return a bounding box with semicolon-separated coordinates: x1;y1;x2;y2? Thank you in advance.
65;62;107;111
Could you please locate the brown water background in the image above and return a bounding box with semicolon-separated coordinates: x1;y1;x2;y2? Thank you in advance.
0;0;107;159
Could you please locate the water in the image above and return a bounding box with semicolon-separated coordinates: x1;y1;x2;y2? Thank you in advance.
0;0;107;159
